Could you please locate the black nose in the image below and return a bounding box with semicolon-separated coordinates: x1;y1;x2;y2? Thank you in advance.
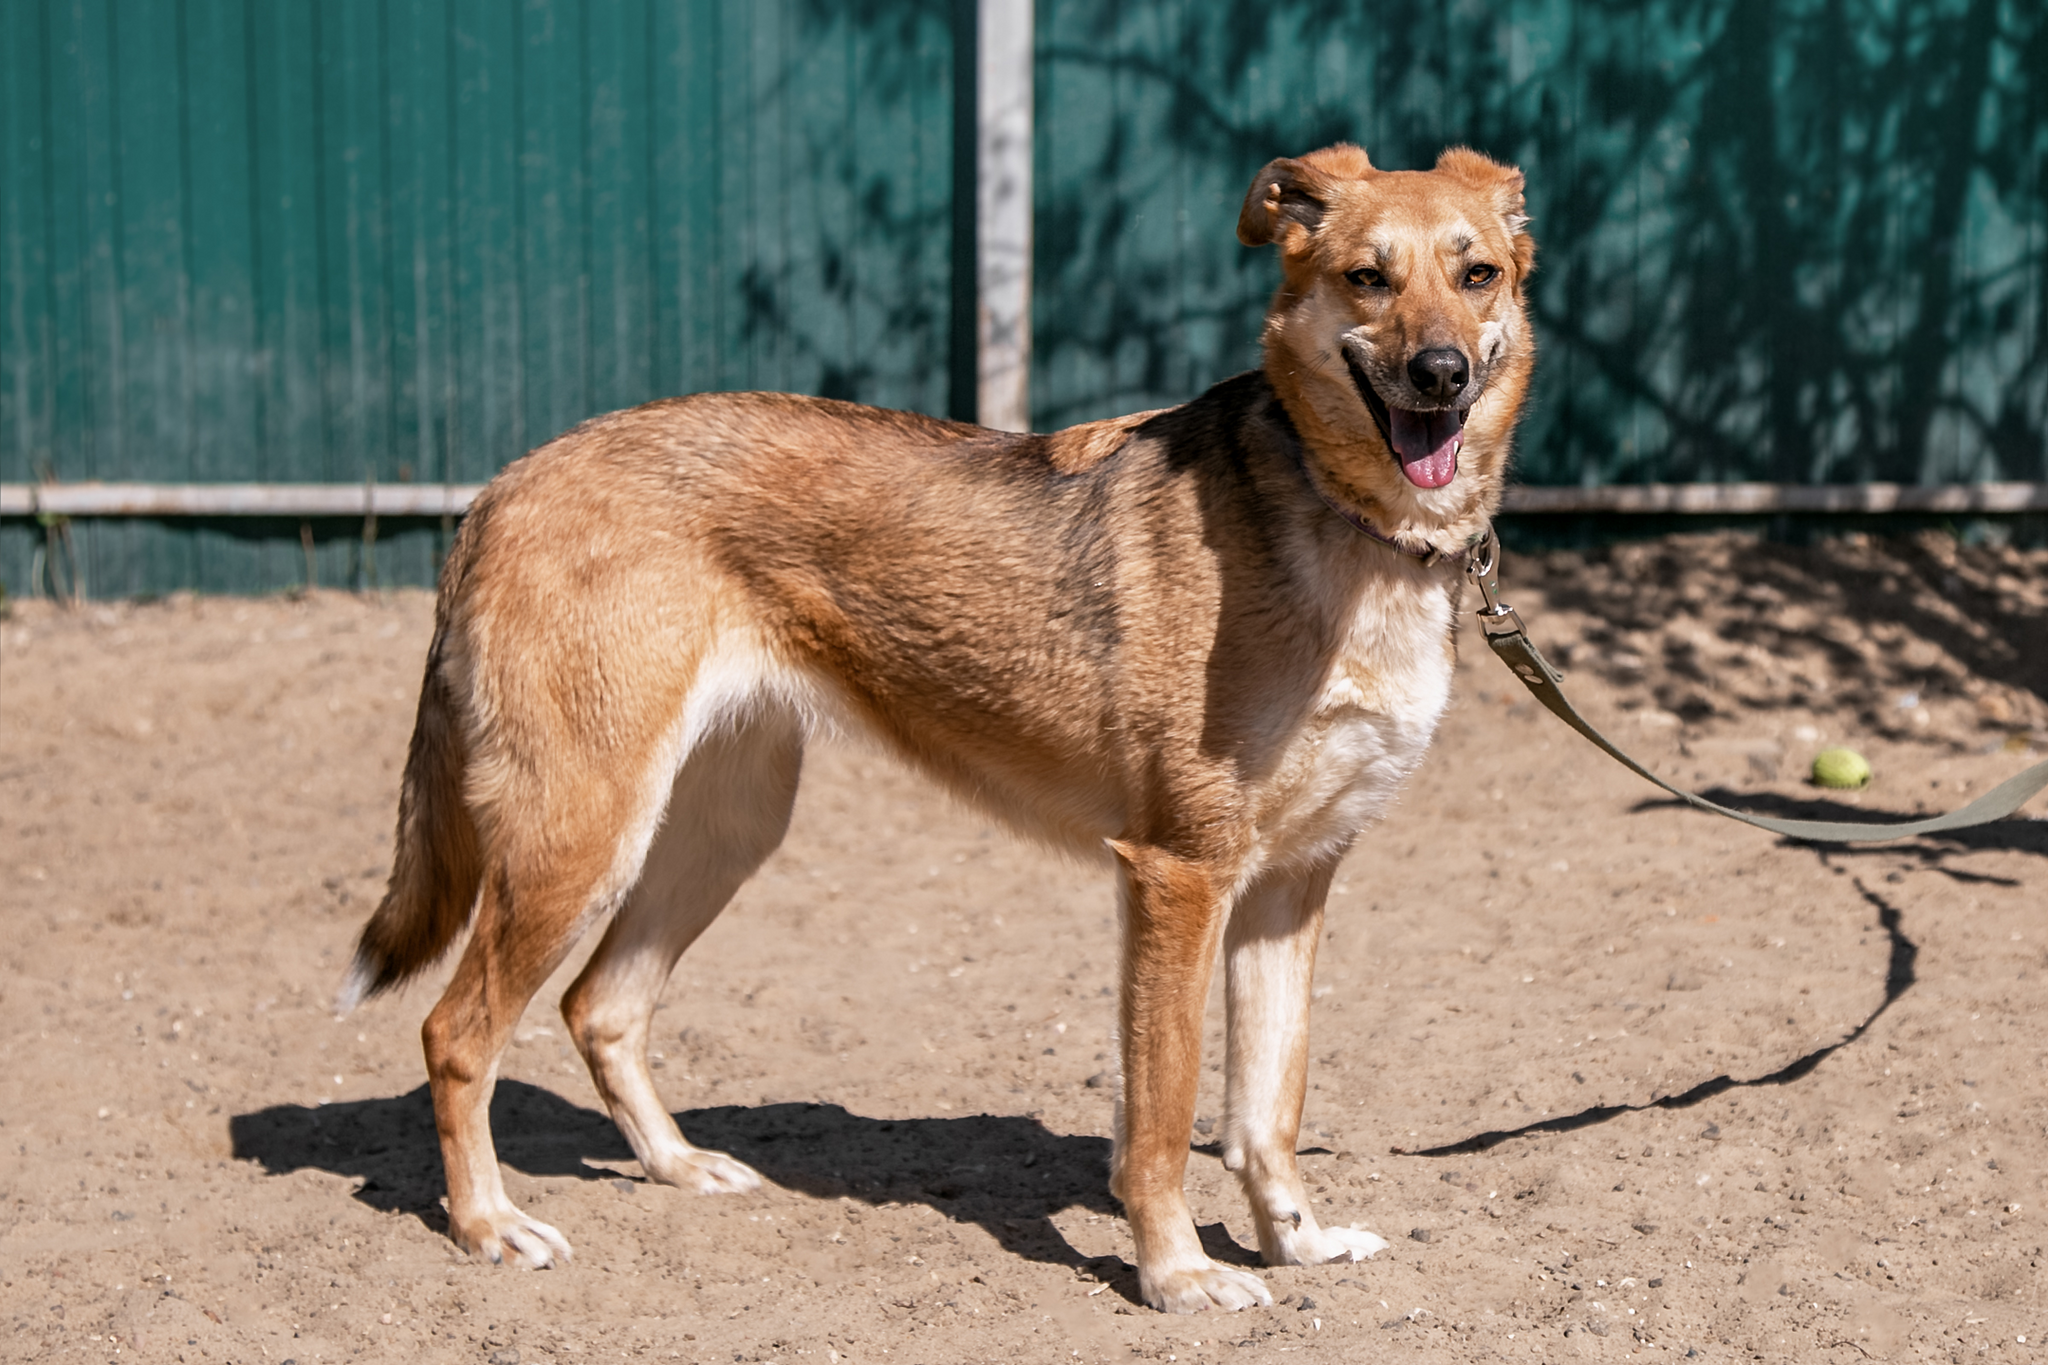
1407;348;1469;402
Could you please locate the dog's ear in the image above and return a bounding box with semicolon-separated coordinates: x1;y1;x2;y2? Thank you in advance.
1434;146;1536;281
1237;144;1372;248
1237;158;1327;248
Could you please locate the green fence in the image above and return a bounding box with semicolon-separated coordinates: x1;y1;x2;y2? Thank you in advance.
5;0;2045;596
1035;0;2048;487
1;0;964;594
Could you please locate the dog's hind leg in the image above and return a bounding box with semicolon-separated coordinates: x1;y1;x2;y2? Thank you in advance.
424;825;626;1268
560;708;804;1195
1221;856;1388;1267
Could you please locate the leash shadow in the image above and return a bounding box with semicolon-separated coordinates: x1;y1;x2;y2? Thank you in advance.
228;1086;1125;1281
1406;877;1917;1158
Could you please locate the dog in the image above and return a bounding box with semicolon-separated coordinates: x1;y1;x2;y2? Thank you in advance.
339;141;1535;1314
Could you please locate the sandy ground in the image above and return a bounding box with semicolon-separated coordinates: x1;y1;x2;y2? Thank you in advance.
1;529;2044;1365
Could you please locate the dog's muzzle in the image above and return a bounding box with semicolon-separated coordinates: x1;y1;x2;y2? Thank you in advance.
1340;338;1472;490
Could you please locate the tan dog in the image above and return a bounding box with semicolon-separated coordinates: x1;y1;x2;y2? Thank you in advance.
340;142;1535;1313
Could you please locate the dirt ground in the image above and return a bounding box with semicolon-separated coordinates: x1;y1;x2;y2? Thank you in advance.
2;529;2044;1365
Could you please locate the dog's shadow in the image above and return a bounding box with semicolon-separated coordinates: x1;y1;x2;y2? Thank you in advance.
229;1085;1167;1289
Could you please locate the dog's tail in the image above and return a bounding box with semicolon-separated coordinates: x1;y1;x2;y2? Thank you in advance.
336;622;483;1015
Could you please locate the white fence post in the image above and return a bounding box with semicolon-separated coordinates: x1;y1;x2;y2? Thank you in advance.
976;0;1034;432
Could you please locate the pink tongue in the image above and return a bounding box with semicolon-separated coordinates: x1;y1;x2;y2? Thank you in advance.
1388;407;1461;488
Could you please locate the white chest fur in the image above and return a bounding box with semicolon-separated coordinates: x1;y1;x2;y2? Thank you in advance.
1247;571;1457;876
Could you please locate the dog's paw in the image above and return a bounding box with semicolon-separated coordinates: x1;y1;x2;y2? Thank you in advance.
1261;1216;1389;1266
1307;1224;1389;1263
1139;1261;1273;1315
457;1206;573;1269
646;1147;763;1196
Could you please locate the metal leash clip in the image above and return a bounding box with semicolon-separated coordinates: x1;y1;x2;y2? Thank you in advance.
1465;523;1526;639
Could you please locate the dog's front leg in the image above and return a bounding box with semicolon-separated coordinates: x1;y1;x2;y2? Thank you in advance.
1109;842;1272;1314
1222;858;1388;1267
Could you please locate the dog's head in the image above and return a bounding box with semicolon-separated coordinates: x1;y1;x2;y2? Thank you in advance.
1241;143;1535;541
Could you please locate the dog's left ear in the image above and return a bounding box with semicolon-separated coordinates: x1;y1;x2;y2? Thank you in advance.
1435;147;1537;284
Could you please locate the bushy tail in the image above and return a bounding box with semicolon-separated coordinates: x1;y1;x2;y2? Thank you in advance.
336;626;483;1014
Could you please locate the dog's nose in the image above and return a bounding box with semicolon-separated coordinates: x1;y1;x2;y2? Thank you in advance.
1407;348;1469;402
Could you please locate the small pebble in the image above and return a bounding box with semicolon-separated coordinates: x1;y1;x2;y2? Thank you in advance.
1409;1228;1431;1243
1297;1296;1317;1312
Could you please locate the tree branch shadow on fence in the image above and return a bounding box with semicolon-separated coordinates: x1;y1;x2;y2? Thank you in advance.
1033;1;2048;488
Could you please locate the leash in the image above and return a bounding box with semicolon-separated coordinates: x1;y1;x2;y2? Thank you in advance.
1458;527;2048;843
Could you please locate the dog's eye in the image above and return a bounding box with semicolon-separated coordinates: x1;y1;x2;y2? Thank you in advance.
1464;263;1500;288
1345;267;1386;289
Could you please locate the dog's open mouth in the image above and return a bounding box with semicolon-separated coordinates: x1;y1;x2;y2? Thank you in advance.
1341;348;1466;490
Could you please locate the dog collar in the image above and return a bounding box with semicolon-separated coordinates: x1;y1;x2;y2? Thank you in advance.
1292;453;1489;567
1300;474;1487;567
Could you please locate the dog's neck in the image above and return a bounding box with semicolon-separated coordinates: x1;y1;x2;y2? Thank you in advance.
1257;372;1495;564
1292;450;1490;566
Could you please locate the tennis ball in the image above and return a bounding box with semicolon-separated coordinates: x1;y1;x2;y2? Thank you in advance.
1811;747;1872;789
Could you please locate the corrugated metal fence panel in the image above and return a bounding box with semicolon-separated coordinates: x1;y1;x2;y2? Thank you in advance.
0;0;959;596
1034;0;2048;488
10;1;2044;598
